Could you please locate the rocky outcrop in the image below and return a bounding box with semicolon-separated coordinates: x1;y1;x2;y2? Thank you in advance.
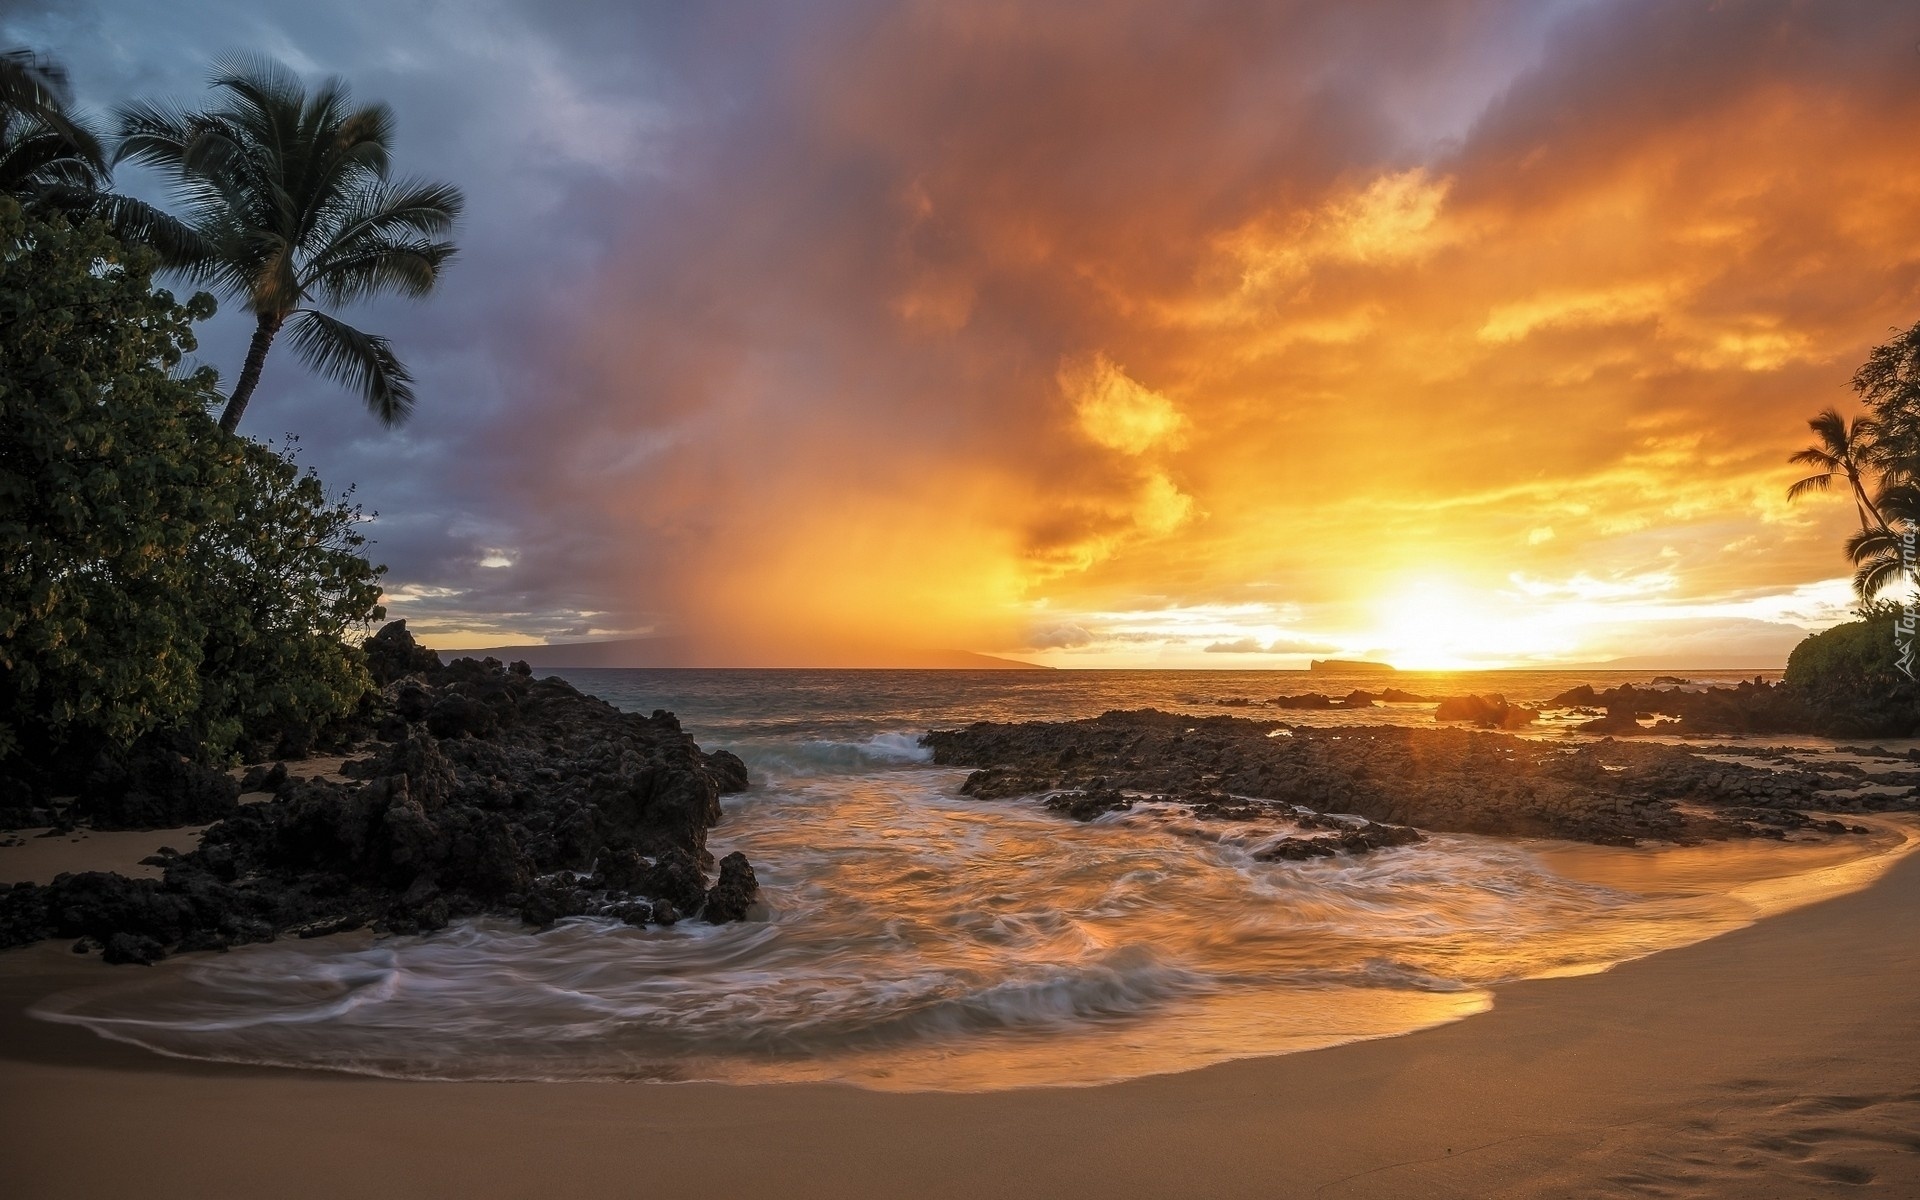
1376;689;1431;703
1041;788;1136;820
985;777;1426;863
0;622;760;962
1434;694;1538;729
924;709;1903;847
1781;617;1920;737
1267;691;1380;710
1257;822;1425;861
1246;688;1439;710
1547;681;1817;735
703;851;760;923
363;618;445;685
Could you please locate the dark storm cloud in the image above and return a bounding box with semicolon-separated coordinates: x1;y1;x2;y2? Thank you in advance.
1;0;704;639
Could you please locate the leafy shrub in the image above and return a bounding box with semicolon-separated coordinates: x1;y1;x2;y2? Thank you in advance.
190;436;384;759
0;199;385;796
1783;617;1920;737
0;200;226;778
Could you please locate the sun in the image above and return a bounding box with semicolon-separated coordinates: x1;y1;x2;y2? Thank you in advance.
1362;576;1575;670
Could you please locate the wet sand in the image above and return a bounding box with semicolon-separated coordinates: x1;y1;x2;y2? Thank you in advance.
0;826;209;885
3;827;1917;1198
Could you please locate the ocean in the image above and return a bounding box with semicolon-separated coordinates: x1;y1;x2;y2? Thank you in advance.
33;668;1916;1090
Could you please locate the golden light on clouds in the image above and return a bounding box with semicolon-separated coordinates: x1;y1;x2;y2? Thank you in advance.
416;2;1920;667
1226;169;1455;293
1063;355;1187;456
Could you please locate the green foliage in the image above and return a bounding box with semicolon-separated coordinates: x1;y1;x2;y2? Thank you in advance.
0;198;227;764
1783;617;1919;737
1852;320;1920;473
1854;597;1905;621
190;437;385;758
0;198;386;784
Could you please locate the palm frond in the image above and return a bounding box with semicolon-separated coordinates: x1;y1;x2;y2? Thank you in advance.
207;53;304;123
1784;472;1835;501
311;177;462;251
311;236;454;304
0;127;103;194
293;100;393;249
1841;520;1911;600
1853;552;1908;600
285;309;416;425
0;48;73;111
303;177;462;296
1786;447;1839;470
1806;406;1847;443
0;49;94;153
112;97;201;167
1844;525;1901;565
89;193;213;267
1873;484;1920;531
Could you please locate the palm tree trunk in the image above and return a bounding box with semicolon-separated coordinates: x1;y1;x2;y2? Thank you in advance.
1842;474;1874;531
219;312;285;434
1859;484;1889;532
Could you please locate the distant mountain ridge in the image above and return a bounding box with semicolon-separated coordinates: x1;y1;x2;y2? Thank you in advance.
444;637;1048;670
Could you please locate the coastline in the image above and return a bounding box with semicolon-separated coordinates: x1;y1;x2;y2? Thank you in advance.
5;823;1917;1197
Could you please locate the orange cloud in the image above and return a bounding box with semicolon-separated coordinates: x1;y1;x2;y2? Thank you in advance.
469;0;1920;666
1062;354;1187;456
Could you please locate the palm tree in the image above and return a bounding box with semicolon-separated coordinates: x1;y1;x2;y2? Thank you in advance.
115;56;462;434
1787;407;1886;531
1843;482;1919;599
0;48;106;201
1;48;196;256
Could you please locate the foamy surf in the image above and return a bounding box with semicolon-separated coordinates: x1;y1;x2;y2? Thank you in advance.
32;750;1917;1091
737;731;936;779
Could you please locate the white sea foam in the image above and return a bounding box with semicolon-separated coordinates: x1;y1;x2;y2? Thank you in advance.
740;731;936;780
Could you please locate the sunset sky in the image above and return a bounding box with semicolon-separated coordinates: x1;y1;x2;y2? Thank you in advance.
11;0;1920;667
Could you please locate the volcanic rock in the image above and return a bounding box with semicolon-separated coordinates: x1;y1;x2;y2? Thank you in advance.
1546;680;1819;735
0;636;759;963
1044;789;1135;820
1269;693;1335;710
239;761;289;794
1257;822;1425;861
1434;694;1537;729
703;851;760;923
641;847;711;915
922;708;1902;846
364;619;444;685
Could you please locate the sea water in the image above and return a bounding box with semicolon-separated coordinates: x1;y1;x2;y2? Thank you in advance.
32;669;1918;1090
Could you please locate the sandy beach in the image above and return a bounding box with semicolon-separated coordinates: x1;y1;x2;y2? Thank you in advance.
3;822;1916;1200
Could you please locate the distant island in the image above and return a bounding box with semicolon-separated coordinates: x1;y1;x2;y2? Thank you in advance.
1309;659;1397;673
